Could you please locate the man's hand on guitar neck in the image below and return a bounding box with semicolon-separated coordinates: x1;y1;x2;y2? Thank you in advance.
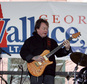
32;55;44;62
63;40;70;51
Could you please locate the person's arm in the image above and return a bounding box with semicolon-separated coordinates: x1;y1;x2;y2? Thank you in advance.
20;40;34;63
20;39;44;63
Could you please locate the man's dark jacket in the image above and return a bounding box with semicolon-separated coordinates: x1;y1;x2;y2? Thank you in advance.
20;32;72;76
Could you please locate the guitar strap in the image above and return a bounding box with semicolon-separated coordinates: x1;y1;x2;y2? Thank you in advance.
47;37;51;50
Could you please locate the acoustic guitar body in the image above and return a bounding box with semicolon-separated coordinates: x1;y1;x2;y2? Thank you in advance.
27;50;53;77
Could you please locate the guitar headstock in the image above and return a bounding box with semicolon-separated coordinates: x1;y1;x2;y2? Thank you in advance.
72;32;81;38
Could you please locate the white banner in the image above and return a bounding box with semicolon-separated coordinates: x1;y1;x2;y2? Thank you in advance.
0;2;87;59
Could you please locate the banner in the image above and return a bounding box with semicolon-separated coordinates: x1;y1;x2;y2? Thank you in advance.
0;2;87;58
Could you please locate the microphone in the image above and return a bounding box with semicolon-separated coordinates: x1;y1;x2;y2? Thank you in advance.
0;48;11;56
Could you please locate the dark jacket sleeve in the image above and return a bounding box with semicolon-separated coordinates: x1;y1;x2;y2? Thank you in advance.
56;46;72;57
20;39;34;63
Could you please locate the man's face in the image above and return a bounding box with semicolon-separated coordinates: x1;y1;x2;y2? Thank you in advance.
37;22;48;38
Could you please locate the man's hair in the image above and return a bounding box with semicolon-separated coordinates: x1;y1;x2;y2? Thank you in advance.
34;18;49;32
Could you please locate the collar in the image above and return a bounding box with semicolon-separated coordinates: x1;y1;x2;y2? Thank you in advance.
33;32;48;40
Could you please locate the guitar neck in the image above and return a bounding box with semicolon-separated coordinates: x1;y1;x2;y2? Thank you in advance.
46;37;72;58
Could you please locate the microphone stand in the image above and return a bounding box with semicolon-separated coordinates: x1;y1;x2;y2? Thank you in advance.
18;65;23;84
10;75;13;84
73;64;78;84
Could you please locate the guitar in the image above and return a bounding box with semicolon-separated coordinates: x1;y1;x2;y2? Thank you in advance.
27;32;81;77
